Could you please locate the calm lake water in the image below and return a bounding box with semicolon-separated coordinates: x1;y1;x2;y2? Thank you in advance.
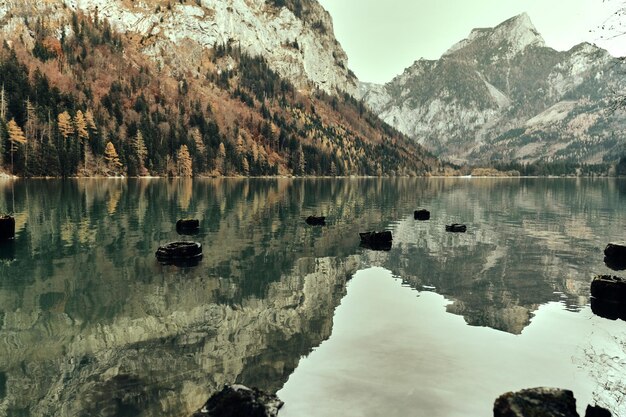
0;178;625;416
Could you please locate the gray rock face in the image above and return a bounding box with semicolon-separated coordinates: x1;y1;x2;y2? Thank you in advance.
360;14;626;165
0;0;357;96
493;387;579;417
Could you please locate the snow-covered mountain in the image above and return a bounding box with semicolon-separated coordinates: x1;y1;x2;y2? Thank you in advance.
0;0;357;96
359;13;626;165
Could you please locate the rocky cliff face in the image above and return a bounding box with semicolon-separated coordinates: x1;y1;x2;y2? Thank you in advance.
360;13;626;165
0;0;357;96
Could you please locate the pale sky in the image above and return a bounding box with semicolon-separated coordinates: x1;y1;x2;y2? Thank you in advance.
317;0;626;83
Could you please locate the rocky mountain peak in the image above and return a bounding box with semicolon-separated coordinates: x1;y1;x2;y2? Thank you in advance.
359;13;626;168
0;0;357;96
444;12;545;57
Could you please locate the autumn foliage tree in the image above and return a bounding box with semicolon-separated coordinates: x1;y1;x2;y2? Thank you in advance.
7;118;26;174
104;141;122;175
177;144;193;177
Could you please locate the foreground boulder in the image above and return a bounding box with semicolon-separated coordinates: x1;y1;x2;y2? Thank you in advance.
0;215;15;240
493;387;578;417
193;384;283;417
604;243;626;270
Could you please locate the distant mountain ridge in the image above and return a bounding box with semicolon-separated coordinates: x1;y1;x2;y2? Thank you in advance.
359;13;626;166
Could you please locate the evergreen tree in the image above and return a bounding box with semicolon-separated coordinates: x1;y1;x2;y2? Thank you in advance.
0;85;6;122
74;110;89;173
135;130;148;175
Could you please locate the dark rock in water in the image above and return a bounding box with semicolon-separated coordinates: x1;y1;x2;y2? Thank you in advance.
155;241;202;267
0;240;15;262
585;405;612;417
590;275;626;303
604;243;626;261
176;219;200;235
359;231;392;251
604;243;626;270
193;384;283;417
360;231;392;243
305;215;326;226
445;223;467;233
591;296;626;321
493;387;579;417
359;240;392;251
414;209;430;220
604;256;626;271
0;215;15;240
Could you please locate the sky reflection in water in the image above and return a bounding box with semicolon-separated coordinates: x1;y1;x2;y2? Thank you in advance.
279;267;624;417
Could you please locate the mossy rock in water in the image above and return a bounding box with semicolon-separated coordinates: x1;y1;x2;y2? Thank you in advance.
155;241;202;267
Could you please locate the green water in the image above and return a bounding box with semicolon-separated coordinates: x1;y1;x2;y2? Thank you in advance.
0;178;624;416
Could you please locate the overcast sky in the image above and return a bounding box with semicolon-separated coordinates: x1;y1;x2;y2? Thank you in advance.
317;0;625;84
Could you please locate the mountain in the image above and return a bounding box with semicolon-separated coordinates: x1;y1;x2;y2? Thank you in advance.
359;13;626;167
0;0;441;177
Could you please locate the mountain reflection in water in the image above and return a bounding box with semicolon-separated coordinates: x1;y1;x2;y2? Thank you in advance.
0;178;624;416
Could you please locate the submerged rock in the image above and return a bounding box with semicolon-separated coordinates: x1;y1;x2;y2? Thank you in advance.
193;384;283;417
493;387;579;417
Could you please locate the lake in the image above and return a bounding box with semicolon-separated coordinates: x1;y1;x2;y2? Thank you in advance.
0;178;624;416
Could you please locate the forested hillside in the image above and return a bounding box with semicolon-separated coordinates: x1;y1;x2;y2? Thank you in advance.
0;11;440;177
